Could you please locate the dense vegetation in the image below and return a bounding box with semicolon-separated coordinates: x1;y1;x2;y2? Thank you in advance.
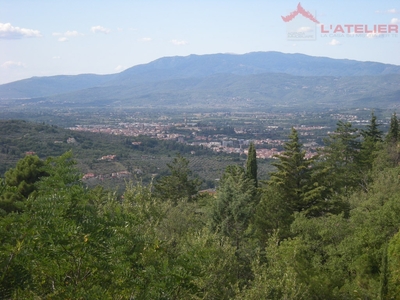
1;113;400;299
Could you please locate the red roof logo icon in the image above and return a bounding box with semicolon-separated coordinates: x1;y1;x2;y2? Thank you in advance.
281;3;319;24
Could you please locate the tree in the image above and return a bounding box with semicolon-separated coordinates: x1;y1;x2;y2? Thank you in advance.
253;185;293;244
361;112;383;144
210;165;258;284
0;155;49;214
211;165;257;245
360;112;383;171
246;142;258;188
385;112;399;144
154;154;201;204
318;121;361;196
4;155;48;198
269;128;324;216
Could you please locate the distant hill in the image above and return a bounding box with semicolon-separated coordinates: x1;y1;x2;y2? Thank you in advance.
0;120;265;189
0;74;116;99
114;52;400;83
1;51;400;110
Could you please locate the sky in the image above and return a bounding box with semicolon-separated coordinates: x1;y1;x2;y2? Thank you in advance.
0;0;399;84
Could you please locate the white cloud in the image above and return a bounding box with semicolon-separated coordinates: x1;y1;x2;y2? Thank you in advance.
64;30;83;37
170;39;188;46
53;30;83;41
52;56;61;60
328;39;341;46
388;8;399;14
391;18;400;24
91;25;111;34
1;61;25;69
115;65;127;72
376;8;400;14
296;27;313;33
0;23;41;39
139;37;152;42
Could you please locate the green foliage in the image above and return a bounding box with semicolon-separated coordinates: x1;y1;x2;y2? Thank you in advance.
270;127;328;217
270;127;310;212
0;155;49;214
361;112;383;144
253;185;293;244
238;233;311;300
211;166;257;244
360;112;384;172
388;231;400;298
210;165;259;287
246;142;258;188
154;154;202;204
386;112;399;144
380;243;389;300
318;121;362;196
5;154;48;198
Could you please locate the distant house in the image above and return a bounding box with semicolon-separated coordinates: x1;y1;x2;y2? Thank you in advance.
83;173;95;180
67;137;77;144
100;155;117;161
112;171;131;178
117;171;131;178
25;151;36;156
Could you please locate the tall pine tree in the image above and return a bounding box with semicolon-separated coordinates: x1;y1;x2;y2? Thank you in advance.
318;121;361;196
386;112;399;144
360;112;383;171
154;154;201;204
270;127;324;216
361;111;383;143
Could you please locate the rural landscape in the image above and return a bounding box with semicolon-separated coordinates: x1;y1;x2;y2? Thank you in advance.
1;49;400;299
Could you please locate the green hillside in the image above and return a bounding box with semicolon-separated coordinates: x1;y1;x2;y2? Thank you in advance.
0;120;272;189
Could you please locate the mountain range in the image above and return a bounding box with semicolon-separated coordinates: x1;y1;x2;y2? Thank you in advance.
1;51;400;111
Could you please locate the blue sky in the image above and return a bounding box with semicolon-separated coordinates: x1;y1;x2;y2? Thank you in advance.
0;0;399;84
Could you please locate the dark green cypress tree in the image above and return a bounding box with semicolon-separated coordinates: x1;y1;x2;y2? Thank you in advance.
246;142;258;188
